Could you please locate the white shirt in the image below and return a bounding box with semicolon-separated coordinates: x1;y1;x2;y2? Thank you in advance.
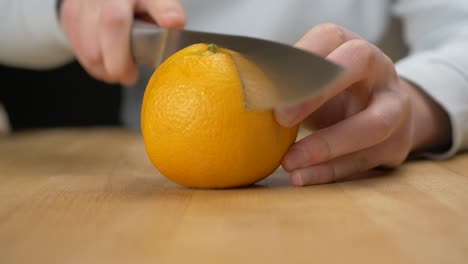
1;0;468;158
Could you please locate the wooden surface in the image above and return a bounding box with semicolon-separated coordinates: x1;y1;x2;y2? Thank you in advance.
0;128;467;264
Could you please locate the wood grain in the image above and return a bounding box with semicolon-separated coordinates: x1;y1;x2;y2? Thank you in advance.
0;128;467;264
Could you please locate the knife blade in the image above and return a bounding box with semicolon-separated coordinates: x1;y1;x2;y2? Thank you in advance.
131;20;344;110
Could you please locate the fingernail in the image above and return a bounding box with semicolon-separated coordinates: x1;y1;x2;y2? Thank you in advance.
275;105;300;127
291;171;304;186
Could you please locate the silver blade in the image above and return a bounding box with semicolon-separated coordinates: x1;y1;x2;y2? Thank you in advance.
131;21;344;110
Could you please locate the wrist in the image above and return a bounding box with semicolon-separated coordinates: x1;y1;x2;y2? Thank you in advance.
405;78;452;154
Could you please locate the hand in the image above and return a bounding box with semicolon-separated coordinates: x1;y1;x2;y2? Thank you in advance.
60;0;186;85
274;24;451;186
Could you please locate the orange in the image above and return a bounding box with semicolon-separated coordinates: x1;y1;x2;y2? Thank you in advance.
141;43;298;188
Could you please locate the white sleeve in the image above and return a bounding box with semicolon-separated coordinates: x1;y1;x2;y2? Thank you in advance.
393;0;468;159
0;0;74;69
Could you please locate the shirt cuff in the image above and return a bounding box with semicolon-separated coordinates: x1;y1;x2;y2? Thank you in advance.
396;53;468;159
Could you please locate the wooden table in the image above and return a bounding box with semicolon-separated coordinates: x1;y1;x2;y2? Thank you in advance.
0;128;467;264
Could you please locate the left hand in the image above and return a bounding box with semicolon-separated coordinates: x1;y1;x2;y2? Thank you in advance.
274;24;451;186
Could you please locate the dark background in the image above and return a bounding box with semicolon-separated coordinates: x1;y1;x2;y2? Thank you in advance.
0;61;121;131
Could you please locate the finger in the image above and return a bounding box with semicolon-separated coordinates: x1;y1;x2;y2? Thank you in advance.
295;23;362;57
290;127;410;187
75;0;114;82
141;0;186;28
100;0;138;85
282;88;404;172
275;39;385;127
290;145;387;186
61;0;114;83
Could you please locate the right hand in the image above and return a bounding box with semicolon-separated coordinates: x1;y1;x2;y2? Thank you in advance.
60;0;186;85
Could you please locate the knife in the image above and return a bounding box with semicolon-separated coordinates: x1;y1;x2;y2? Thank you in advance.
131;20;344;110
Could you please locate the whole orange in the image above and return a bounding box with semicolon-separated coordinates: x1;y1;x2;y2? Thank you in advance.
141;43;298;188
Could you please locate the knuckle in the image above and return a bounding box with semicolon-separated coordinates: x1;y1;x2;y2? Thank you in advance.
369;91;409;141
315;133;333;161
101;4;129;28
303;133;332;164
83;48;102;67
314;23;346;44
380;53;399;81
396;81;412;105
368;108;395;141
382;132;412;168
347;39;376;65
